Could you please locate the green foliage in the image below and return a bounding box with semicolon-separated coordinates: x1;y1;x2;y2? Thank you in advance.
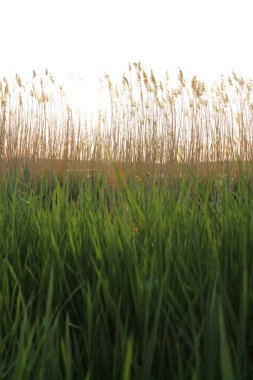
1;166;253;379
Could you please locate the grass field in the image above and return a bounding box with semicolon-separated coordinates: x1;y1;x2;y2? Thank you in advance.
1;65;253;379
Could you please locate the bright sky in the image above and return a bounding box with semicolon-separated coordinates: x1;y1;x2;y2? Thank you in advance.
1;0;253;112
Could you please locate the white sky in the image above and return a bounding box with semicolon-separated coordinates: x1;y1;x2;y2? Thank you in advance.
1;0;253;112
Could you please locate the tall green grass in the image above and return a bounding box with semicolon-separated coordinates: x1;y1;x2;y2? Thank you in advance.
1;164;253;379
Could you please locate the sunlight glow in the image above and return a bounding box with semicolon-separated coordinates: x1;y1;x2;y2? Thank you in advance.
1;0;253;113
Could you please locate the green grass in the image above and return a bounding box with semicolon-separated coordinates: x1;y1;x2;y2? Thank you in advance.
1;164;253;379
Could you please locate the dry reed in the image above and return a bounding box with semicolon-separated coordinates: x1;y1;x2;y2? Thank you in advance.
0;64;253;182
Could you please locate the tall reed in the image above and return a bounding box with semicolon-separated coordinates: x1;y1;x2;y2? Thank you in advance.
1;64;253;180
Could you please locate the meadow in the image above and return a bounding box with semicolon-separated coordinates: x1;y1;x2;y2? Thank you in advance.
1;64;253;379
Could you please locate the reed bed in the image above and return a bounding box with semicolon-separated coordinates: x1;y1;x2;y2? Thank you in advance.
1;64;253;181
1;65;253;379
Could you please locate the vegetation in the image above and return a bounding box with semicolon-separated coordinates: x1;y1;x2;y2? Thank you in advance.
1;65;253;379
1;63;253;173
